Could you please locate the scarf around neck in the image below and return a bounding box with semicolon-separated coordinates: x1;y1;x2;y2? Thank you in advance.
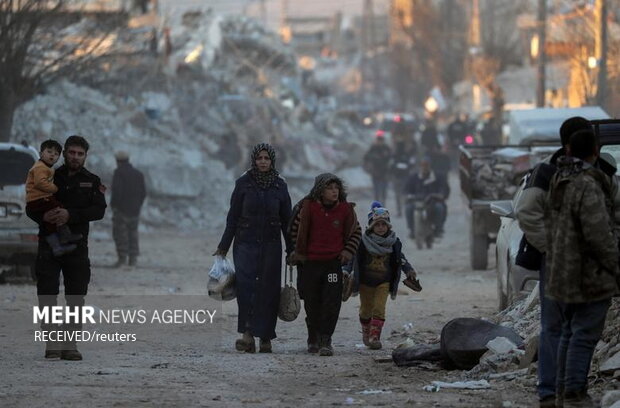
362;230;397;255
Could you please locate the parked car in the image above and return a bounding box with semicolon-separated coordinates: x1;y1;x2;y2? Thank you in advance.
491;118;620;310
0;143;39;282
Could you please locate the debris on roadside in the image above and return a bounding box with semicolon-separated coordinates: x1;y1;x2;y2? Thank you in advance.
424;379;491;391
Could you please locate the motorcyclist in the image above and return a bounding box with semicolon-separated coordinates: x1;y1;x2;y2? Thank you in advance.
404;157;450;239
390;124;418;217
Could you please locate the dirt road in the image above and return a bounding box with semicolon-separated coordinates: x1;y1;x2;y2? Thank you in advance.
0;175;538;407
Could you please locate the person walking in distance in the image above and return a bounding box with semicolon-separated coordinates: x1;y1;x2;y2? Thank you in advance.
26;135;107;361
363;134;392;205
288;173;362;356
111;151;146;268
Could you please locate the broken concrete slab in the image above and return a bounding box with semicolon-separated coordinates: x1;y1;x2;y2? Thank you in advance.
518;333;539;369
486;337;520;355
600;351;620;374
602;391;620;408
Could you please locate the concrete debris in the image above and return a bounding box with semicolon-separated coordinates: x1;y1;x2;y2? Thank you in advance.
518;333;539;369
594;298;620;374
602;391;620;408
488;368;528;380
13;11;374;230
470;156;524;200
468;349;523;378
429;379;491;390
600;351;620;375
486;337;520;355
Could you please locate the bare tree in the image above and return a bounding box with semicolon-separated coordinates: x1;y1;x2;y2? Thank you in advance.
392;0;468;108
0;0;124;142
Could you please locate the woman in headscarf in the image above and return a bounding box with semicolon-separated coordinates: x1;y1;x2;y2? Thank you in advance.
214;143;292;353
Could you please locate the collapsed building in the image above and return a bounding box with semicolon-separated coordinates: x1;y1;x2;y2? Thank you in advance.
13;10;373;230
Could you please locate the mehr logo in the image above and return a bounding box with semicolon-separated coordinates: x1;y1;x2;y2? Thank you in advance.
33;306;96;324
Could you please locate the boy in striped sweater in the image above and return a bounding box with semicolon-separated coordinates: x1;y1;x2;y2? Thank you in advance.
288;173;362;356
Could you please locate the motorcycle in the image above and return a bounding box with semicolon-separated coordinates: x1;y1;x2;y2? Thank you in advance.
407;194;437;250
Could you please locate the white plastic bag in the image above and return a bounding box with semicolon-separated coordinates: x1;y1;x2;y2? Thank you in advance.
208;256;235;299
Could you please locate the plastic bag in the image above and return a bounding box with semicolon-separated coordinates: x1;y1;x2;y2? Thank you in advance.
207;256;236;301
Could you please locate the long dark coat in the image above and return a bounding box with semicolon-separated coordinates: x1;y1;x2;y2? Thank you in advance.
217;172;292;339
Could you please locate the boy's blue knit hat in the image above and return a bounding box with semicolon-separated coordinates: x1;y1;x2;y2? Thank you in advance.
367;201;391;229
367;201;383;222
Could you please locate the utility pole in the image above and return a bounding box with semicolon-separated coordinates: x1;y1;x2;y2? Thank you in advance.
361;0;370;98
536;0;546;107
260;0;267;26
367;0;379;87
469;0;482;112
596;0;608;107
280;0;288;30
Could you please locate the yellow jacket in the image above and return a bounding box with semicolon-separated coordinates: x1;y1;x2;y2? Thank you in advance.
25;160;58;202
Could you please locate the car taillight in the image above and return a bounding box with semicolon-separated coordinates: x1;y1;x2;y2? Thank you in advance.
394;115;402;123
465;135;474;145
375;130;385;137
20;234;38;242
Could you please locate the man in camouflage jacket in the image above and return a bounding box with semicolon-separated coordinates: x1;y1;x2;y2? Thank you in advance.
545;129;619;406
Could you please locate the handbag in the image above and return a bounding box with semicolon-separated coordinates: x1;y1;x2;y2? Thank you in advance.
515;234;542;271
278;265;301;322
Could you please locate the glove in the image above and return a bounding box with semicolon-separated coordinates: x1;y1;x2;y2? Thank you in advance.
212;248;227;257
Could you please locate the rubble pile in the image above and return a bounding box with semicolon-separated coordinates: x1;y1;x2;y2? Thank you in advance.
470;148;530;200
593;298;620;376
464;288;540;378
467;288;620;392
14;80;234;230
13;10;373;228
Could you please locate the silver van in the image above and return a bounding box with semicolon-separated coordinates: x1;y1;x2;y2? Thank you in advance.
0;143;39;282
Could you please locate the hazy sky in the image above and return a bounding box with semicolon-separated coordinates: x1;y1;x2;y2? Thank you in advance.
159;0;391;29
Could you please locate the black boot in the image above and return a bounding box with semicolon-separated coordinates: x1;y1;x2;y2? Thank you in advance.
306;317;318;353
61;347;83;361
45;233;77;257
113;256;127;268
318;335;333;356
45;341;62;359
57;224;82;244
128;256;137;267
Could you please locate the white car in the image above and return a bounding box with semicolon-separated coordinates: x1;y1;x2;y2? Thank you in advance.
0;143;39;282
491;183;539;311
492;119;620;310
